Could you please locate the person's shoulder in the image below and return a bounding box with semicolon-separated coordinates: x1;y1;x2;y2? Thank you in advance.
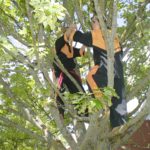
55;35;64;43
57;35;64;40
75;30;91;35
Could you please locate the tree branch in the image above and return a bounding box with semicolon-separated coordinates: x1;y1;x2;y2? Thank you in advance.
0;76;53;145
127;69;150;101
120;1;149;44
25;0;40;67
0;116;46;142
50;104;78;150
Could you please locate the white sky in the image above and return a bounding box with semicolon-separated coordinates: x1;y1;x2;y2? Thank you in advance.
127;98;139;113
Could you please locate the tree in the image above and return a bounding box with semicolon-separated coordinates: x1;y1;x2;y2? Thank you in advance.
0;0;149;150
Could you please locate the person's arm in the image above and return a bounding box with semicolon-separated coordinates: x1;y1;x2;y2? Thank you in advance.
73;45;86;58
64;24;92;47
73;31;92;47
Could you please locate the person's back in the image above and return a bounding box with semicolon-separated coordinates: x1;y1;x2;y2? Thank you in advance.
53;30;85;118
54;34;84;78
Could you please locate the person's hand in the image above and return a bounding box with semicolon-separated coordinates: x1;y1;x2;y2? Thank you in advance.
80;45;86;56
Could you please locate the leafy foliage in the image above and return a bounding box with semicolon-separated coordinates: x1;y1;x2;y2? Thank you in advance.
65;87;119;114
0;0;149;149
30;0;67;29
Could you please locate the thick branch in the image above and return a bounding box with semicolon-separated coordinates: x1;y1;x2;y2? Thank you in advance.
50;104;78;150
25;0;39;66
53;57;84;92
73;0;86;31
80;110;110;150
94;0;118;88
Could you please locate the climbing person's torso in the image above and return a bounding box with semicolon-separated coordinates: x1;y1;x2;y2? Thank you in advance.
58;43;76;70
91;29;123;78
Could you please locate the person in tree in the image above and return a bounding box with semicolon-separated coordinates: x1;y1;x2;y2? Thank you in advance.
53;24;86;120
66;16;127;128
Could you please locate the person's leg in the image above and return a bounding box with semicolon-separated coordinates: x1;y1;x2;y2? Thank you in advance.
65;70;84;93
110;78;127;128
109;106;126;128
87;65;126;127
56;72;65;118
86;65;105;98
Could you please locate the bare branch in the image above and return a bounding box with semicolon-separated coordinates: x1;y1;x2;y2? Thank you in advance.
50;104;78;150
25;0;39;66
0;116;46;142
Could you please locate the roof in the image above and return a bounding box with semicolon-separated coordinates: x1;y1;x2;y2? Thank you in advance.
119;120;150;150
